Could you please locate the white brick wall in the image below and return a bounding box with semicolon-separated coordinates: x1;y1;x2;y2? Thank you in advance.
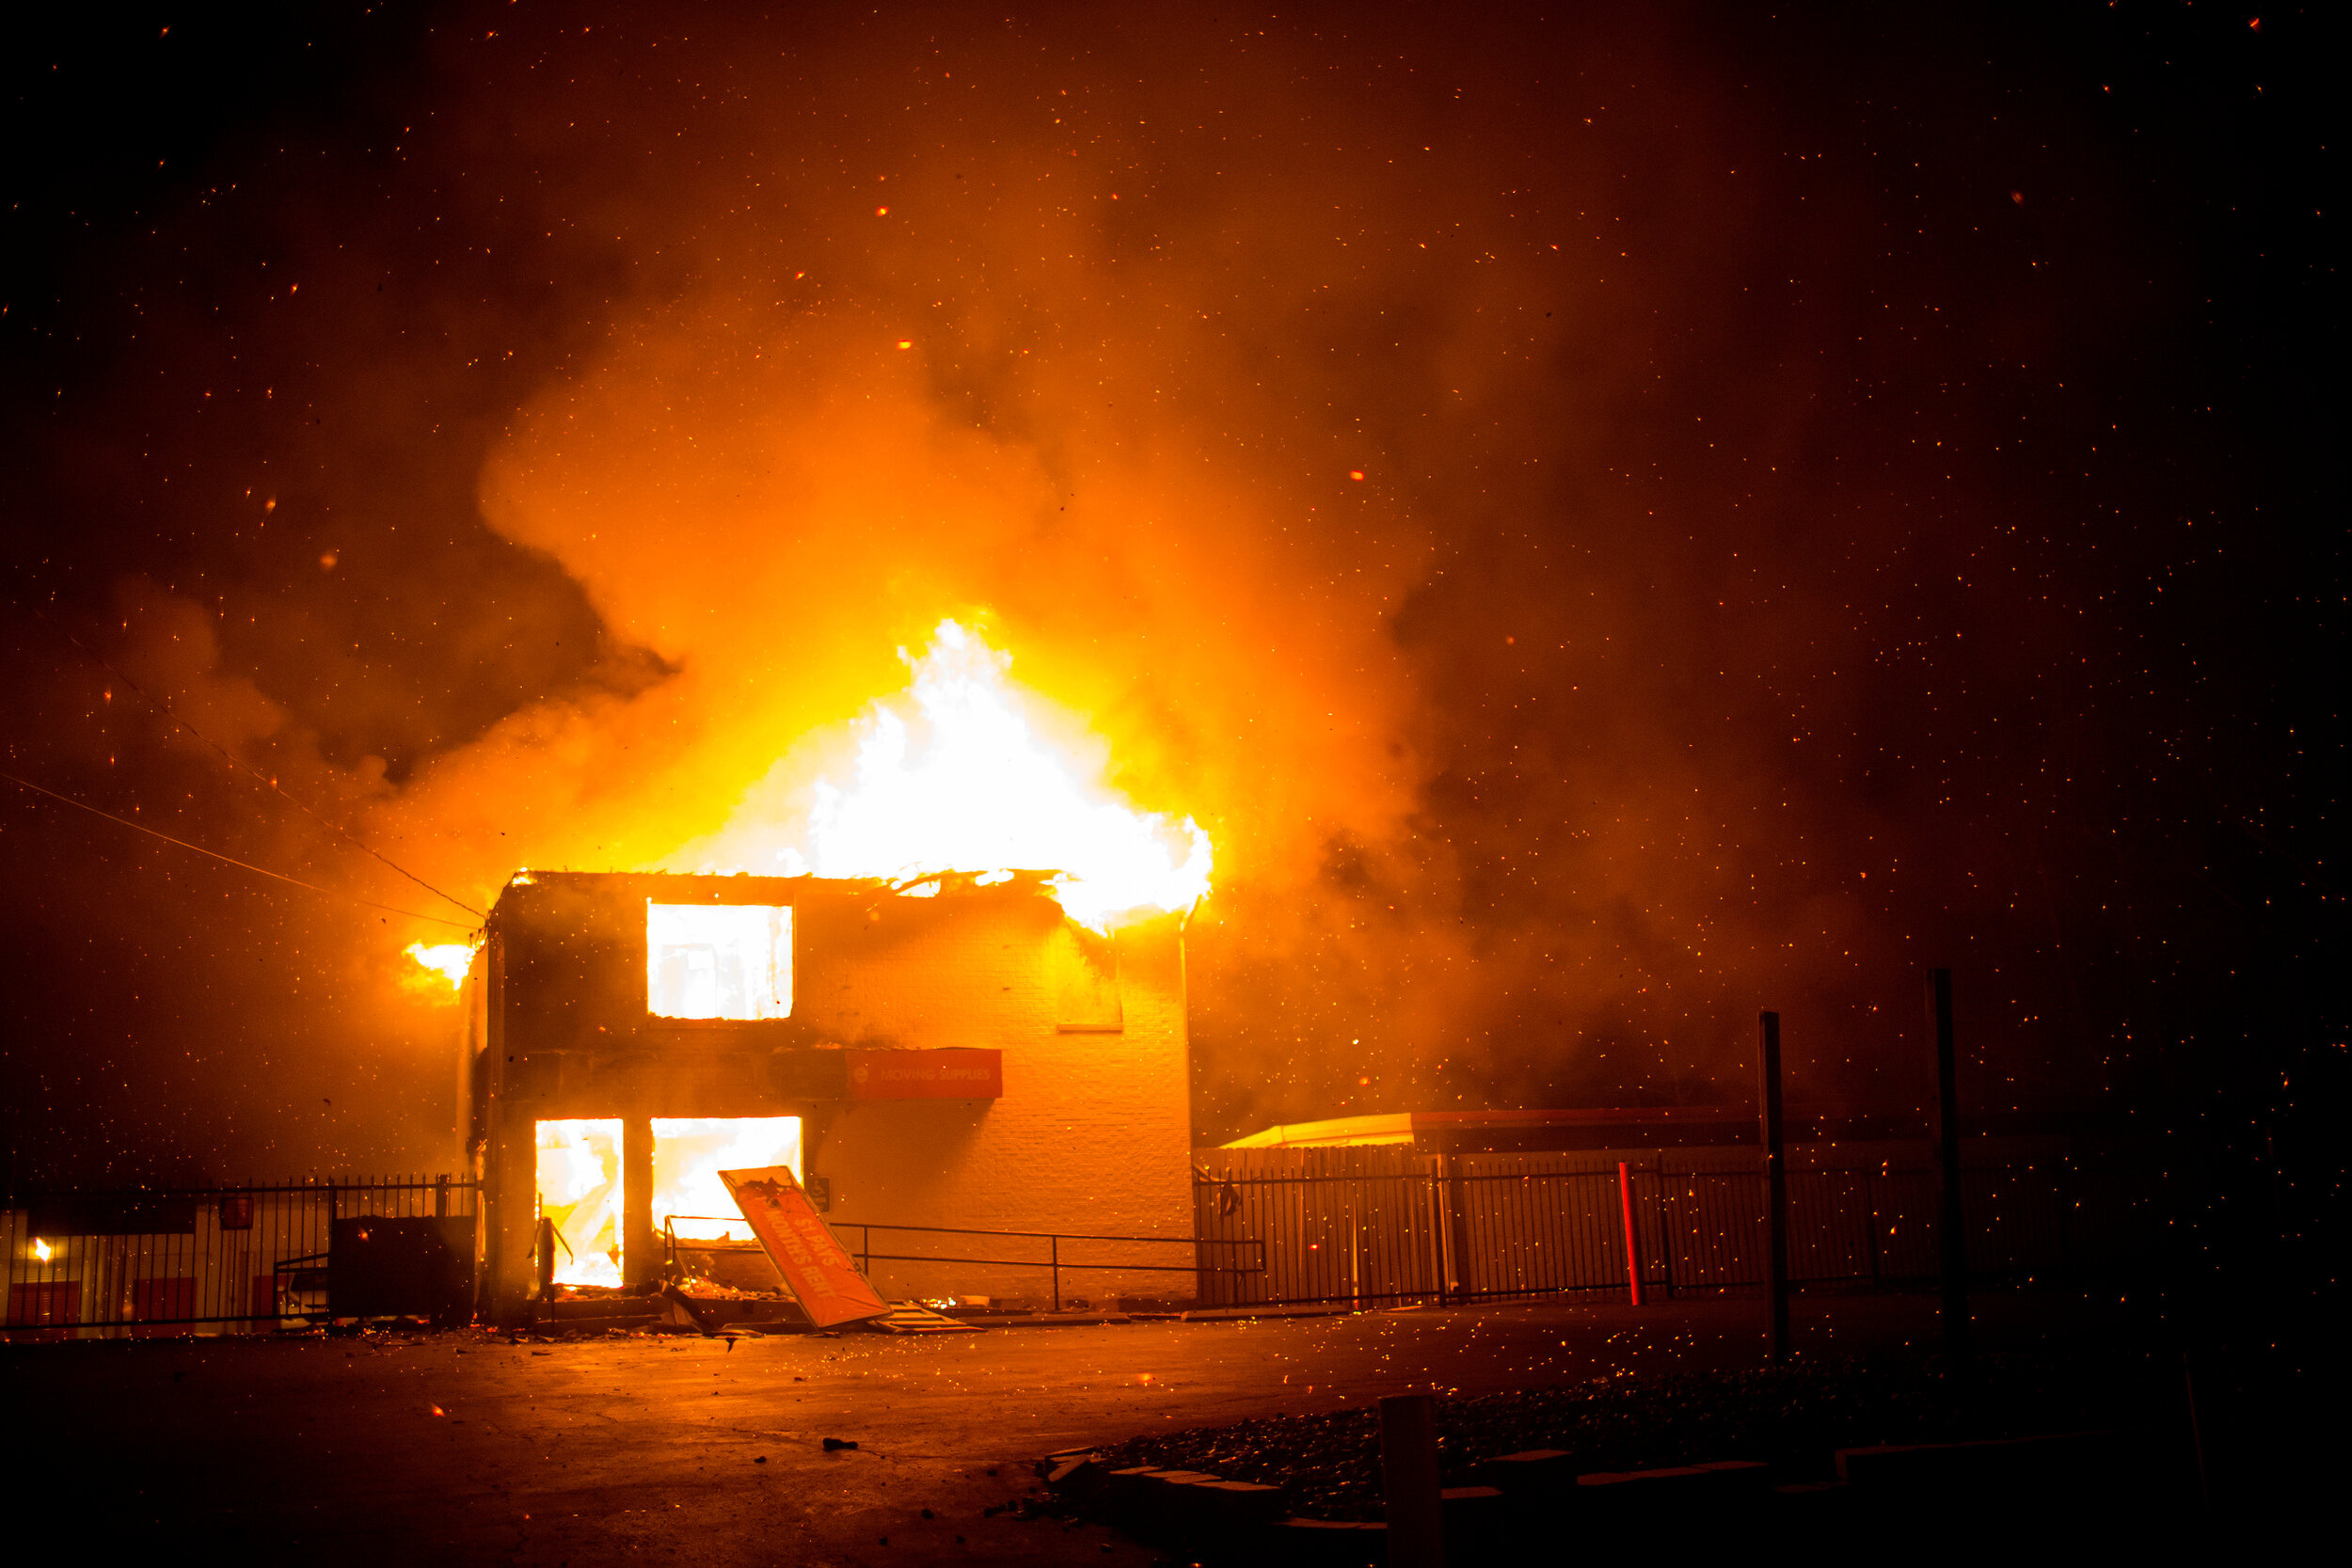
804;905;1194;1304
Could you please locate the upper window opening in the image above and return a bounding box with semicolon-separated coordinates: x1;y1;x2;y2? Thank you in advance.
647;902;792;1020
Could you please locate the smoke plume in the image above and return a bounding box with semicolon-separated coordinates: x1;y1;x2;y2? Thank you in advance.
2;4;2328;1180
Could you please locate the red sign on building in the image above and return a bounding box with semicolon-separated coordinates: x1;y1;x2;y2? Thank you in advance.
844;1048;1002;1101
719;1165;889;1329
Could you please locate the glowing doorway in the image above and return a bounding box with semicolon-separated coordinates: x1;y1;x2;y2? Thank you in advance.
534;1118;623;1287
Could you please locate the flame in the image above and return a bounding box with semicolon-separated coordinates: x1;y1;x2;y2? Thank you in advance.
794;620;1212;930
31;1237;53;1263
652;1117;801;1240
405;624;1205;989
405;941;478;991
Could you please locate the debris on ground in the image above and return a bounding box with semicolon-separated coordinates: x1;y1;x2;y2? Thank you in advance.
984;1497;1050;1521
1083;1347;2168;1520
660;1284;720;1336
865;1303;983;1335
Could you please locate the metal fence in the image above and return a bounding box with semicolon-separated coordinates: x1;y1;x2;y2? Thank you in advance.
1192;1148;2156;1309
4;1177;478;1337
7;1158;2153;1331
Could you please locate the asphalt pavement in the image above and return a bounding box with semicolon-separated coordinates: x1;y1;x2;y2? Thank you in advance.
1;1291;2105;1565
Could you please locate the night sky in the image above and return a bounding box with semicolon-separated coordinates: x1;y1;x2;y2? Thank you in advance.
1;4;2335;1208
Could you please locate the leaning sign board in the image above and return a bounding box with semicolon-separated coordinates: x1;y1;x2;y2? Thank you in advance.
717;1166;890;1329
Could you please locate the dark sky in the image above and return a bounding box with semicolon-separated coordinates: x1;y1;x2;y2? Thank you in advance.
1;3;2336;1187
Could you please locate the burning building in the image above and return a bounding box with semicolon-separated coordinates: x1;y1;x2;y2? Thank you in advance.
465;867;1192;1319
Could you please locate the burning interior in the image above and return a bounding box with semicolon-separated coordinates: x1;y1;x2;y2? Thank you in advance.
532;1115;804;1288
645;904;793;1022
466;869;1195;1318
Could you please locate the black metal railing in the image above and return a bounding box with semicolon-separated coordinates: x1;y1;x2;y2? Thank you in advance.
663;1214;1264;1313
4;1176;479;1336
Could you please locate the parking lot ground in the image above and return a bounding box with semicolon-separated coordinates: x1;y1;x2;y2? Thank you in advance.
0;1289;2132;1565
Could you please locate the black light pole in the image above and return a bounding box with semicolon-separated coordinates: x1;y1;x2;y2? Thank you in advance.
1928;967;1970;1363
1758;1009;1789;1363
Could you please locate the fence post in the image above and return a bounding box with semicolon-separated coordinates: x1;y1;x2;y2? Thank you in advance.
1051;1234;1060;1314
1654;1158;1677;1300
1192;1173;1212;1307
1428;1160;1448;1307
1441;1154;1470;1305
1355;1189;1374;1316
1758;1010;1790;1362
1928;967;1970;1363
1618;1161;1644;1307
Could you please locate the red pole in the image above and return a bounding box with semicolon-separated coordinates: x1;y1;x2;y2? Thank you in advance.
1618;1161;1644;1307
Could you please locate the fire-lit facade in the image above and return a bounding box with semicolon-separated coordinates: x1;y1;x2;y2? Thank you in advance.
465;870;1192;1320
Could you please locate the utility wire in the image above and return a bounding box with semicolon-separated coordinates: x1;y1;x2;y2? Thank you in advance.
25;603;485;918
1;768;476;930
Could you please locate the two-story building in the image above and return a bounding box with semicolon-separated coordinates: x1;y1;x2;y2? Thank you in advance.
462;869;1192;1320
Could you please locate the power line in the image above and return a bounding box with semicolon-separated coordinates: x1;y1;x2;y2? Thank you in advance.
1;768;476;931
25;603;485;919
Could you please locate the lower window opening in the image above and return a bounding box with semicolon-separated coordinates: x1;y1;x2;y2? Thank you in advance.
533;1116;805;1288
653;1116;803;1242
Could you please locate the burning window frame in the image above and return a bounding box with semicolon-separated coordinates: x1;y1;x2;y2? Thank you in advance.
644;900;794;1022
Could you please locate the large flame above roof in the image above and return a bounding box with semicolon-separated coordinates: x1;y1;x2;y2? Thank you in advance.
789;620;1212;930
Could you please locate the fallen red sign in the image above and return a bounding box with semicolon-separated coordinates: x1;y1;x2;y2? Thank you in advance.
718;1165;890;1329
